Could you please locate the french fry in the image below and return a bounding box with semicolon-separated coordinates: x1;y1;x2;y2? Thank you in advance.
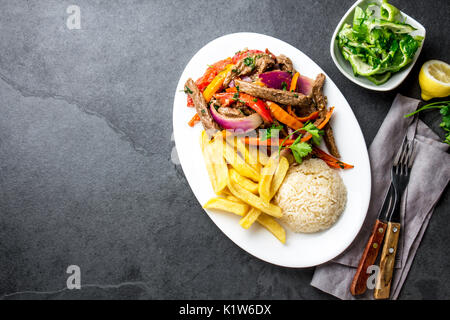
200;131;219;192
233;136;260;170
225;194;242;203
223;141;260;182
229;168;259;194
200;131;227;194
203;197;249;216
227;178;282;218
258;155;280;202
239;208;262;229
257;214;286;244
210;135;228;193
270;156;289;199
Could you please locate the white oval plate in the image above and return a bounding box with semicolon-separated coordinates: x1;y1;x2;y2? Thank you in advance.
173;32;371;268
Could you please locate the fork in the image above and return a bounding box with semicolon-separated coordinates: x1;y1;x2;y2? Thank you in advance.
374;137;415;299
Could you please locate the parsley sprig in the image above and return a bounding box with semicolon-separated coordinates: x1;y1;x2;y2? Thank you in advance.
405;101;450;145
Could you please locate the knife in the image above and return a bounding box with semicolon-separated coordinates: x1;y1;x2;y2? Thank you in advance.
350;184;394;296
374;137;414;299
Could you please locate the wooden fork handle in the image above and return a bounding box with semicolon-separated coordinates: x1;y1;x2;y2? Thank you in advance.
350;219;387;296
374;222;401;299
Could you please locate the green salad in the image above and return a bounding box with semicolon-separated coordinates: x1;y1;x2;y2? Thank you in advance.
337;0;423;85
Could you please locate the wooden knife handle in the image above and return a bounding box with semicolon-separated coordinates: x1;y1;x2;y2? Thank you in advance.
350;219;387;296
374;222;401;299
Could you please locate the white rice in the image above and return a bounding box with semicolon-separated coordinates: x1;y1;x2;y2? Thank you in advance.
274;158;347;233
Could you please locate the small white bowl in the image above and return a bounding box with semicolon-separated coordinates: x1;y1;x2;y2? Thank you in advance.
330;0;426;91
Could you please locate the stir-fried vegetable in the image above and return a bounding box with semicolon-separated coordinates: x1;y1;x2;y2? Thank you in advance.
210;103;263;132
214;91;273;123
259;71;292;90
312;147;354;169
266;101;304;130
203;64;235;102
337;0;423;85
187;58;233;107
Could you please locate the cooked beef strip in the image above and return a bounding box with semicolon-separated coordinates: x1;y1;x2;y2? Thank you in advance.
185;78;220;132
223;53;275;87
276;55;295;74
217;106;242;117
234;79;312;108
311;73;341;158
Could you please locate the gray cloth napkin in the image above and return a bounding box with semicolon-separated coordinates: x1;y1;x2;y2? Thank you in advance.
311;94;450;300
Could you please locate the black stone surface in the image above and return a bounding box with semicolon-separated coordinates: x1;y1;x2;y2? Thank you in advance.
0;0;448;300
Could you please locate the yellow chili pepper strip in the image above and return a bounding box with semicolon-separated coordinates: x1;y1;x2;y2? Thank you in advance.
203;64;235;102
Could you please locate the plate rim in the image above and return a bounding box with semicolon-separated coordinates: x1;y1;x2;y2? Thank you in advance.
173;32;372;268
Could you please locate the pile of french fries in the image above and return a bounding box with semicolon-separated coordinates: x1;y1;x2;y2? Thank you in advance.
200;130;290;243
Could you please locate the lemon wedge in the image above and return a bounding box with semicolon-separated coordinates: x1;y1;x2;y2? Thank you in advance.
419;60;450;100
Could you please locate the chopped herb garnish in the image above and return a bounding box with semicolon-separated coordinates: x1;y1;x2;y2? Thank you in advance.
281;82;288;91
243;56;256;70
253;98;258;102
201;109;206;115
184;86;193;94
293;94;299;98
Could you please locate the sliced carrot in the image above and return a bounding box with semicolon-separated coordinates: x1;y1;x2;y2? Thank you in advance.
242;137;296;147
317;107;335;130
296;111;320;122
266;101;303;130
188;113;200;127
313;147;354;169
226;87;237;93
290;72;300;92
287;108;319;123
300;107;334;142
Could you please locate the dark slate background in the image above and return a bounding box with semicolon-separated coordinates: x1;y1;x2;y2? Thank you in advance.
0;0;448;300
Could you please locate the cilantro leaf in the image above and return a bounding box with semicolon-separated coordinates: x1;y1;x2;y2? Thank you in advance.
290;142;312;164
302;122;324;145
405;101;450;145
